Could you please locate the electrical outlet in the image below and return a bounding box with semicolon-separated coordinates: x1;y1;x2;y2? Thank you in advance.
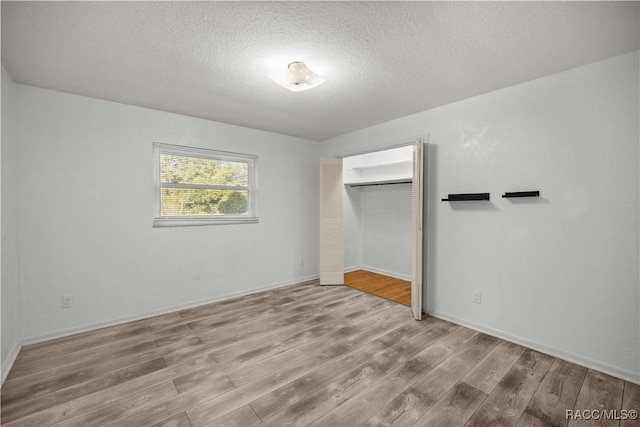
299;257;305;266
473;292;482;304
62;295;73;309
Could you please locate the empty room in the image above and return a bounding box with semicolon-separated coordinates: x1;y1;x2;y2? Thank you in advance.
1;1;639;426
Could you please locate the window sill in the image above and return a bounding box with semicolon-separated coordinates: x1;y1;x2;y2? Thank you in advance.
153;216;259;227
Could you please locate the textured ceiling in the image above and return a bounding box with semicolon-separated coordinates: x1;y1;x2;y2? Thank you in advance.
2;1;638;141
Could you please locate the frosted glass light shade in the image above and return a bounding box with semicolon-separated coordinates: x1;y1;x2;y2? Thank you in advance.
268;61;326;92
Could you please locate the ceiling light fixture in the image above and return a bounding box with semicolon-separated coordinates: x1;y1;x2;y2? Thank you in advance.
268;61;326;92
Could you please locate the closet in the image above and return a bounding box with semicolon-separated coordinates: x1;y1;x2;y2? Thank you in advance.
320;141;424;320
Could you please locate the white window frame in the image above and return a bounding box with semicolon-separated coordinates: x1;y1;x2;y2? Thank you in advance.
153;142;258;227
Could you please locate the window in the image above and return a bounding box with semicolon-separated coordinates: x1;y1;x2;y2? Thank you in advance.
153;143;258;227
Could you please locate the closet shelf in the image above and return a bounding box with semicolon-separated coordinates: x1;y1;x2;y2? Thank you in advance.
351;160;412;171
441;193;490;202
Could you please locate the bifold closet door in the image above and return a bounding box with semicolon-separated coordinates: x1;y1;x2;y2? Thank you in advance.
411;139;424;320
319;158;344;285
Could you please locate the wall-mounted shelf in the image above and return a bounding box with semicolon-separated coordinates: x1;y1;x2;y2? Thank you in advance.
502;191;540;198
441;193;490;202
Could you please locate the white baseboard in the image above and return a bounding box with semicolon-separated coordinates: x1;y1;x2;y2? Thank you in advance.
359;265;411;281
3;274;319;383
1;341;21;384
430;310;640;385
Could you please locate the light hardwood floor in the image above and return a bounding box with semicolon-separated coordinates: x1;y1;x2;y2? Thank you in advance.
345;270;411;306
1;281;638;426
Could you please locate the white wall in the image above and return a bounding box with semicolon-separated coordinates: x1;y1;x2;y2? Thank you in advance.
322;52;640;383
359;184;411;279
1;66;21;381
343;183;412;280
14;85;320;342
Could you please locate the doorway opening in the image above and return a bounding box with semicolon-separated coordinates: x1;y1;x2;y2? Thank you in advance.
319;141;424;318
341;144;414;308
320;141;424;318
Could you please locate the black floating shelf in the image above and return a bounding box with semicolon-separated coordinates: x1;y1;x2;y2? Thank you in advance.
441;193;490;202
502;191;540;198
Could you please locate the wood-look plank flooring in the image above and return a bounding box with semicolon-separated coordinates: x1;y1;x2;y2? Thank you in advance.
1;280;637;427
345;269;411;306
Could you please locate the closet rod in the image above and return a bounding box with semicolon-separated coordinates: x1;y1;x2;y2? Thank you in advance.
346;180;412;188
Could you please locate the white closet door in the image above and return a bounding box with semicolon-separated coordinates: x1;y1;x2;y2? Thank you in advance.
411;139;424;320
319;158;344;285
